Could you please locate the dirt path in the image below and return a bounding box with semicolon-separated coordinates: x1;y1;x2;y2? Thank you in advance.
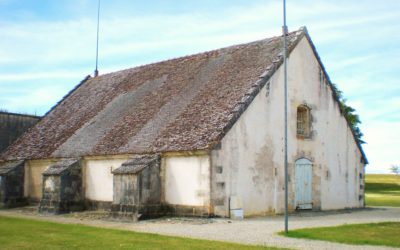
1;206;399;250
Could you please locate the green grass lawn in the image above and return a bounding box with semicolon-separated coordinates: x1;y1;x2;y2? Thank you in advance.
0;216;281;250
281;222;400;248
365;174;400;207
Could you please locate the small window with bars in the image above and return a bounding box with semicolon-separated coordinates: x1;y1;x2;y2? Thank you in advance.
297;105;310;137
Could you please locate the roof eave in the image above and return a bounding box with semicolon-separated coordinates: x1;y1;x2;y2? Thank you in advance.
301;28;368;164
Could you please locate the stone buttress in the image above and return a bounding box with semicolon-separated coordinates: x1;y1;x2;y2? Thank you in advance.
112;154;161;221
0;160;26;208
39;158;84;214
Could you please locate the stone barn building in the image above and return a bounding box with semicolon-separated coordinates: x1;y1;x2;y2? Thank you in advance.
0;27;367;218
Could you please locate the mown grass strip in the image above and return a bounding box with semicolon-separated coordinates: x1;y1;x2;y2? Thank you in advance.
280;222;400;248
0;216;282;250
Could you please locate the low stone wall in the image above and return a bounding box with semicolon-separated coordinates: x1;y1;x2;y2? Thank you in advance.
0;112;40;153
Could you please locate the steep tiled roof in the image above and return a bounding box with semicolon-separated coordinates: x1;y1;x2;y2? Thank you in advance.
2;29;306;160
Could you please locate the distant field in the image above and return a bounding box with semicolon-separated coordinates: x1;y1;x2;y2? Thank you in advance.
365;174;400;207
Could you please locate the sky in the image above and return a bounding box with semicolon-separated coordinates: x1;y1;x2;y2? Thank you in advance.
0;0;399;173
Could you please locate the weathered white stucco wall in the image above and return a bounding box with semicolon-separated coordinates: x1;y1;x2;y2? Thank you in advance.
211;77;281;216
211;36;365;216
24;159;57;200
83;156;132;202
163;155;210;207
23;156;133;203
287;37;364;210
23;154;212;209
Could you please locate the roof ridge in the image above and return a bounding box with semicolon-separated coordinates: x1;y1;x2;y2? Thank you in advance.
98;28;305;79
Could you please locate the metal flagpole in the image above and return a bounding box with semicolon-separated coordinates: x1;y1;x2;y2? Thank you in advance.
94;0;101;77
283;0;289;234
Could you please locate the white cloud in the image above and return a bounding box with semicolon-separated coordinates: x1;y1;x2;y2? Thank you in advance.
0;18;95;65
1;84;69;114
362;121;400;173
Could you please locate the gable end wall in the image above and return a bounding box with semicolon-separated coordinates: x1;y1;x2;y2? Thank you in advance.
211;36;365;217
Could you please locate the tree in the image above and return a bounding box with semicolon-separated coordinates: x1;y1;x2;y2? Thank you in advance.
390;165;399;175
331;83;365;144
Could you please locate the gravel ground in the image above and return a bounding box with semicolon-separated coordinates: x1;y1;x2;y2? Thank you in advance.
1;206;399;250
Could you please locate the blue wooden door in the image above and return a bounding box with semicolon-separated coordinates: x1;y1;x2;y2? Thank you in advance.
295;158;313;209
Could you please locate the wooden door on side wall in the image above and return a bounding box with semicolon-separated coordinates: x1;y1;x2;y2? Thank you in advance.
295;158;313;209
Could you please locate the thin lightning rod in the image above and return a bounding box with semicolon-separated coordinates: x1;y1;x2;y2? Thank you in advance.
283;0;289;235
94;0;101;77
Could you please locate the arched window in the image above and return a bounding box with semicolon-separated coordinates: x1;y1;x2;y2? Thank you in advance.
297;105;310;138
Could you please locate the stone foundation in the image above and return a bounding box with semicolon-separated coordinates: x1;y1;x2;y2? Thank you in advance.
162;204;211;217
84;200;112;211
